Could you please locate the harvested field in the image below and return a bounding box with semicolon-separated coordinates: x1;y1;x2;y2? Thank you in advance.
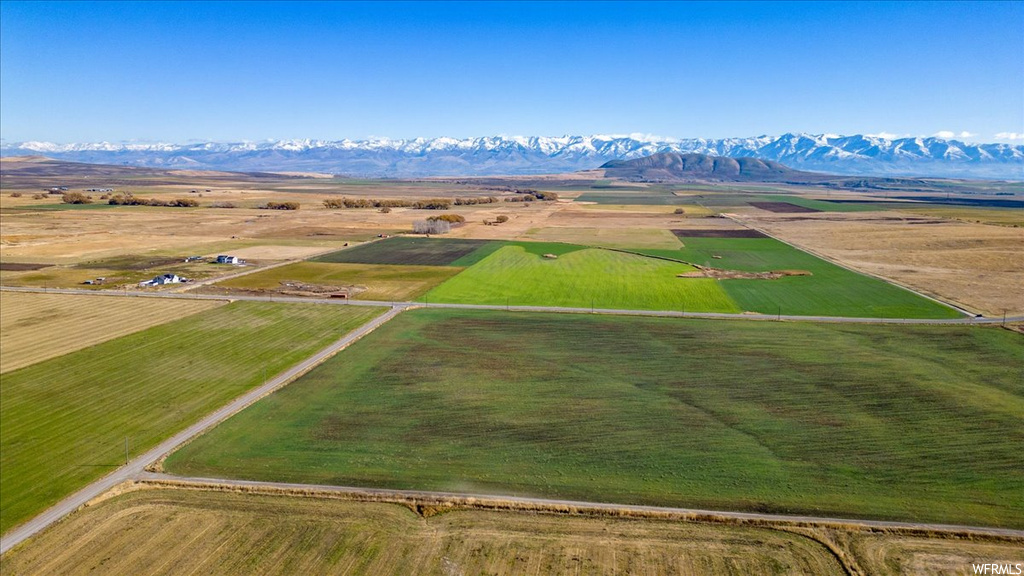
0;292;222;373
210;261;462;301
201;244;329;260
2;488;849;575
425;245;739;312
848;531;1024;575
167;309;1024;528
672;228;768;238
0;301;384;533
522;226;684;249
313;237;494;266
640;237;962;318
739;211;1024;316
748;201;821;213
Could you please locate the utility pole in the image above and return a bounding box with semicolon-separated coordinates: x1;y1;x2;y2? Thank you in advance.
777;305;781;321
124;437;129;465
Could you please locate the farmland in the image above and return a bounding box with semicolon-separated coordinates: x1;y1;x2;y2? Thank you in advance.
647;235;963;318
166;309;1024;528
521;226;685;250
2;488;854;575
425;245;739;312
0;301;383;533
0;292;222;373
741;211;1024;316
210;261;461;301
312;237;493;266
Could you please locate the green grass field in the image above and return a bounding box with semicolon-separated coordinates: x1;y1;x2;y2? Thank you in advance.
313;237;493;266
0;301;383;534
426;245;739;312
166;309;1024;528
760;195;880;212
214;261;461;301
639;237;962;318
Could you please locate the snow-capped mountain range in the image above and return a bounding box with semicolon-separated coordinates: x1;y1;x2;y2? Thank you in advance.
2;133;1022;179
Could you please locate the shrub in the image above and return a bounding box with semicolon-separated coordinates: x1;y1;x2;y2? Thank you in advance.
674;208;685;214
380;206;392;213
495;215;509;223
99;194;110;200
10;192;22;198
262;201;300;210
210;201;237;209
411;199;452;210
168;198;200;207
32;193;46;200
61;192;92;204
427;213;465;224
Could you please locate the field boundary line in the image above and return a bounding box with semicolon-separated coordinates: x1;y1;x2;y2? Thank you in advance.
132;473;1024;541
0;305;405;556
3;286;1021;324
724;214;975;318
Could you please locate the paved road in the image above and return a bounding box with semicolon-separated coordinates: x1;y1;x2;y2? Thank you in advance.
136;472;1024;540
0;305;406;555
4;285;1020;325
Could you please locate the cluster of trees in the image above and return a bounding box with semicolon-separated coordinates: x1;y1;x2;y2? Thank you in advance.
210;201;237;208
322;197;453;210
61;192;93;204
453;197;499;205
506;189;559;202
107;193;199;207
261;201;300;210
426;214;465;224
412;219;451;234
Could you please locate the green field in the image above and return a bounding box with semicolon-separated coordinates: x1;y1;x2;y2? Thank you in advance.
575;191;694;205
426;245;739;312
166;309;1024;528
0;301;384;533
640;237;962;318
313;237;493;266
760;195;880;212
214;261;462;301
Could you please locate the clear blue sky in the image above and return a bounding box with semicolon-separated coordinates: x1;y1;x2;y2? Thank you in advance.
1;1;1021;143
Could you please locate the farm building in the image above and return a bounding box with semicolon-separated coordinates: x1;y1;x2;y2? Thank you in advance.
216;255;243;264
139;274;185;287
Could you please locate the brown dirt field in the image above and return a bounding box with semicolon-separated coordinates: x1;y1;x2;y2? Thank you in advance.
220;244;333;260
749;201;822;213
2;488;846;575
736;211;1024;316
672;228;768;238
0;292;223;373
0;262;50;271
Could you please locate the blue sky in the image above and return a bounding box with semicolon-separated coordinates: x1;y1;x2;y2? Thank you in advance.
1;1;1021;143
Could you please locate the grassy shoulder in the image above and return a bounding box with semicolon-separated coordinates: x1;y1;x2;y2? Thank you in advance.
0;301;384;534
167;309;1024;528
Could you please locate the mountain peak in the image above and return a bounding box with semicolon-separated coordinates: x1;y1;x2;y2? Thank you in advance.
1;133;1021;179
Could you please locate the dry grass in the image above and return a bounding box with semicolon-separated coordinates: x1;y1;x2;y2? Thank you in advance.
737;211;1024;316
2;487;847;575
521;226;684;249
847;531;1024;575
0;292;222;373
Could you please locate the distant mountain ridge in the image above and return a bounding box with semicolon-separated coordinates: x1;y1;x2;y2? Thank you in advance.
601;153;811;182
2;133;1022;179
